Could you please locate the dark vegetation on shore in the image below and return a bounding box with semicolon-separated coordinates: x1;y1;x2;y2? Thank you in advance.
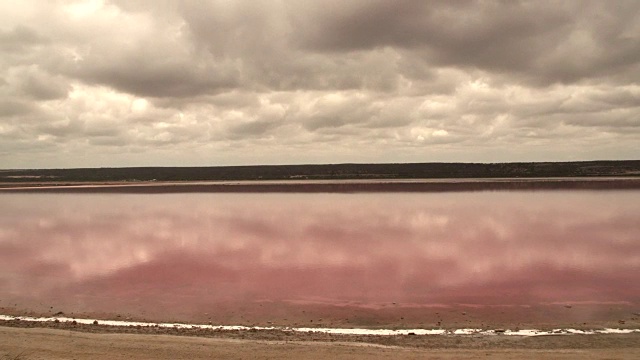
1;160;639;183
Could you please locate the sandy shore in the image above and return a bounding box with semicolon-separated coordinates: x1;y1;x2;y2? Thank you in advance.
2;326;640;359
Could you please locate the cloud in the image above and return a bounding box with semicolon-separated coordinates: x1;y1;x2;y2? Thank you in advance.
8;65;71;100
291;0;640;85
0;99;37;117
0;0;638;168
0;25;49;53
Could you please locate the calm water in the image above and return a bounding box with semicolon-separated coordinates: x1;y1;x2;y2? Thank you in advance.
1;191;639;327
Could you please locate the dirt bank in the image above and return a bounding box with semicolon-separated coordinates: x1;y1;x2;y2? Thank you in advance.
1;326;640;360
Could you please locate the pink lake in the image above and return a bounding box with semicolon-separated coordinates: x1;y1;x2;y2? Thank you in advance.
1;191;639;328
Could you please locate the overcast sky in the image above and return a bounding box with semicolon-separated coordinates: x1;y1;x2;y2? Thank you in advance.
1;0;639;168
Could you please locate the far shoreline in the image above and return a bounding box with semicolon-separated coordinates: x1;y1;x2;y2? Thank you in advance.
2;177;640;193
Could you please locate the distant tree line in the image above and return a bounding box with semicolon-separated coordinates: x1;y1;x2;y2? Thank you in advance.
1;160;639;182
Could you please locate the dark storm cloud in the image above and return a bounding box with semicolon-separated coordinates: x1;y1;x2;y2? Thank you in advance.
0;0;638;168
300;94;371;131
0;100;36;117
176;1;404;93
228;120;281;138
68;58;240;98
291;0;640;85
16;67;71;100
0;25;48;53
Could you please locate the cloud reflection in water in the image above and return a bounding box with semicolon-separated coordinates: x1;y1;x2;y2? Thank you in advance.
1;191;639;323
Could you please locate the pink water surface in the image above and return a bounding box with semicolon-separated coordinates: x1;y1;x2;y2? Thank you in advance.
1;191;639;327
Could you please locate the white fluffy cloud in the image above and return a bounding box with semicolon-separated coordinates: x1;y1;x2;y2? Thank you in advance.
1;0;639;168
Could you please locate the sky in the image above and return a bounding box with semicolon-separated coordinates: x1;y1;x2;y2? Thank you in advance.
1;0;639;169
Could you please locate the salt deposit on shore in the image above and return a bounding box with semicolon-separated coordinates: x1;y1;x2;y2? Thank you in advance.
3;314;638;337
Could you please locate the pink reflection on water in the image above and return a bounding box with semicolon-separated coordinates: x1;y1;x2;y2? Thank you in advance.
1;191;639;326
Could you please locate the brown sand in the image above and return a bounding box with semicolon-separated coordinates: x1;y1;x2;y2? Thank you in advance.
1;326;640;359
